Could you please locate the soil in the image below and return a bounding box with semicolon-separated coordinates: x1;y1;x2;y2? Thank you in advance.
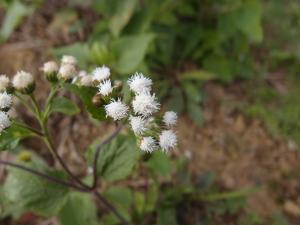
1;1;300;225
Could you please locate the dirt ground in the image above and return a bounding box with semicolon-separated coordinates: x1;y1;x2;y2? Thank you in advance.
1;2;300;225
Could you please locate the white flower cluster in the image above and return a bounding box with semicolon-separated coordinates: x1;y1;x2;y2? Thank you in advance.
101;71;178;153
0;75;13;133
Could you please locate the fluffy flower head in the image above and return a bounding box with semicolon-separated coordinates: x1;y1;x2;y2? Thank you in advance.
0;75;10;92
92;66;110;82
132;92;160;117
80;75;93;86
163;111;178;127
128;73;152;94
159;130;177;152
13;71;34;89
0;92;12;109
98;80;113;96
104;99;129;121
42;61;58;74
140;137;158;153
0;111;11;132
61;55;77;66
59;64;76;80
129;116;148;135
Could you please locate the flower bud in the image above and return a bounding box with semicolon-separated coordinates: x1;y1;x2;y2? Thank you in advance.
0;92;12;111
113;80;123;92
12;71;35;94
92;94;103;107
43;61;59;83
58;64;77;81
17;151;32;162
0;111;10;133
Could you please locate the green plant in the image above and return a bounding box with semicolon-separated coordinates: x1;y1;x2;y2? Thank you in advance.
52;0;263;126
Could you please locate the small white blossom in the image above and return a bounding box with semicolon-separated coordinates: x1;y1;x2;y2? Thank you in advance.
92;66;110;82
42;61;58;74
0;75;10;92
0;92;12;109
159;130;177;152
0;111;11;133
78;70;88;77
80;75;93;86
98;80;113;96
61;55;77;66
163;111;178;127
59;64;76;80
129;116;148;135
128;73;152;94
12;71;34;89
104;99;129;121
140;137;158;153
132;92;160;117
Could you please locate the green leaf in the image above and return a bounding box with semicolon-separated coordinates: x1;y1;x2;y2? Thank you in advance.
0;122;35;151
109;0;137;37
104;186;133;209
112;33;155;74
187;102;203;126
87;134;139;182
3;159;69;217
236;0;263;43
59;192;98;225
49;97;80;116
64;83;105;120
158;207;178;225
53;42;90;67
104;186;133;221
167;87;185;114
0;0;33;42
179;70;215;82
145;151;172;179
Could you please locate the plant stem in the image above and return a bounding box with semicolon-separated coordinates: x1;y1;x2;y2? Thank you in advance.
15;93;35;115
93;190;130;225
0;159;88;192
41;125;91;190
91;124;123;189
13;121;44;136
43;85;59;123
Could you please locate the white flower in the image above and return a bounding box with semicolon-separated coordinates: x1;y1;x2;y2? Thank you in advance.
61;55;77;66
0;92;12;109
0;111;11;133
80;75;93;86
98;80;113;96
92;66;110;82
59;64;76;80
0;75;10;92
132;92;160;117
140;137;158;153
159;130;177;152
12;71;34;89
42;61;58;74
129;116;148;135
128;73;152;94
104;99;129;121
78;70;88;77
163;111;178;127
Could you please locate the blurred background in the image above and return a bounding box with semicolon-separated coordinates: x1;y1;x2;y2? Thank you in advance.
1;0;300;224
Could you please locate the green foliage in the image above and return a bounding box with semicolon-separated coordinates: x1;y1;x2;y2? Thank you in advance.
59;192;98;225
3;156;69;217
145;151;173;179
86;134;140;182
64;83;106;120
0;122;35;151
49;96;80;116
0;0;34;42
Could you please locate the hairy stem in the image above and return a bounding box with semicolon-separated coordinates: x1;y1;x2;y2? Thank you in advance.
0;159;88;192
91;124;123;189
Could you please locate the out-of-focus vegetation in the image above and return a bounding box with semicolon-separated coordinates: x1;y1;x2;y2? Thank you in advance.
1;0;300;225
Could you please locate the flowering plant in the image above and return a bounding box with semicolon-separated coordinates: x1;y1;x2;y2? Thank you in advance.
0;55;178;224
